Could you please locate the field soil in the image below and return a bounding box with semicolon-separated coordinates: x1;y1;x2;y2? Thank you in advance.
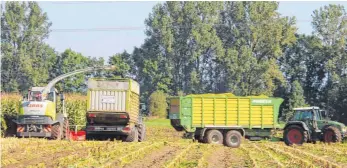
1;119;347;168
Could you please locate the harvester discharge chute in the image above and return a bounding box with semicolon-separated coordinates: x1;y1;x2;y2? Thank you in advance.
13;66;116;140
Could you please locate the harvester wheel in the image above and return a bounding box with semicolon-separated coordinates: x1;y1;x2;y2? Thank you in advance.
138;124;146;142
52;123;62;140
125;127;139;142
224;130;242;148
323;126;342;143
63;119;70;140
284;125;307;146
204;130;223;144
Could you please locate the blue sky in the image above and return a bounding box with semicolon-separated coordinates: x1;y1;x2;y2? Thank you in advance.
37;1;347;60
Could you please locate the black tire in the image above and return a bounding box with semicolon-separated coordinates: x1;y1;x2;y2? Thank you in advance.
323;126;342;143
204;130;223;144
194;134;204;143
224;130;242;148
63;119;70;140
86;134;93;140
283;125;307;146
125;127;139;142
138;124;146;142
52;123;62;140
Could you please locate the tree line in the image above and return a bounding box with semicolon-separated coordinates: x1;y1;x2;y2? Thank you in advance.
1;2;347;123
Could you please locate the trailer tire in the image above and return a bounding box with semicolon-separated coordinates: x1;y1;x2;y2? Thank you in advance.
323;126;342;143
224;130;242;148
138;124;146;142
125;127;139;142
52;123;62;140
204;130;223;144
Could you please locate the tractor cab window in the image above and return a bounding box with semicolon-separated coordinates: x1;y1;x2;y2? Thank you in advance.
314;110;322;120
292;110;313;121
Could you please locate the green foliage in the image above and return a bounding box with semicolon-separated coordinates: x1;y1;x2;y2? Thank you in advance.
55;49;90;92
1;1;54;92
62;94;87;126
284;81;307;121
0;94;21;136
148;91;168;118
1;2;104;94
108;51;131;78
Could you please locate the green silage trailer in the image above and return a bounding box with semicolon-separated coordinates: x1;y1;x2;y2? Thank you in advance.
168;93;284;148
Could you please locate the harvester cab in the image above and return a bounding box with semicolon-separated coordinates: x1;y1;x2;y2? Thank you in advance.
283;106;346;146
14;86;69;139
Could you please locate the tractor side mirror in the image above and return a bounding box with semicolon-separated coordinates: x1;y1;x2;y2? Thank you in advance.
321;110;327;118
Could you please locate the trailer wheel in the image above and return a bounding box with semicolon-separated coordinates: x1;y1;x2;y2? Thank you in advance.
138;124;146;142
224;130;242;148
204;130;223;144
125;127;139;142
323;126;342;143
52;123;62;140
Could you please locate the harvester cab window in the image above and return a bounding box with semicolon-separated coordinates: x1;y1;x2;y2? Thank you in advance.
47;91;54;102
29;91;42;101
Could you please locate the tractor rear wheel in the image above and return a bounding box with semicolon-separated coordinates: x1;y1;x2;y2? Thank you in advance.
284;125;307;146
52;123;62;140
323;126;342;143
204;130;223;144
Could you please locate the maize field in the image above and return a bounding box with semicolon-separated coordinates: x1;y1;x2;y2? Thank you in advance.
1;121;347;168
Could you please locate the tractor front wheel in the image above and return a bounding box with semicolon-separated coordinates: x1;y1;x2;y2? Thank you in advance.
284;125;307;146
323;126;342;143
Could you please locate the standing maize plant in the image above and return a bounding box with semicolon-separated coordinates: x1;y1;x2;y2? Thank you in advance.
57;94;88;127
1;93;22;136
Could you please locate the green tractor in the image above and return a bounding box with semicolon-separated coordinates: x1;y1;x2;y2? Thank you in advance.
283;107;347;146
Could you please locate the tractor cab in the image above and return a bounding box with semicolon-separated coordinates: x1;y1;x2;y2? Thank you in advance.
291;107;320;121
